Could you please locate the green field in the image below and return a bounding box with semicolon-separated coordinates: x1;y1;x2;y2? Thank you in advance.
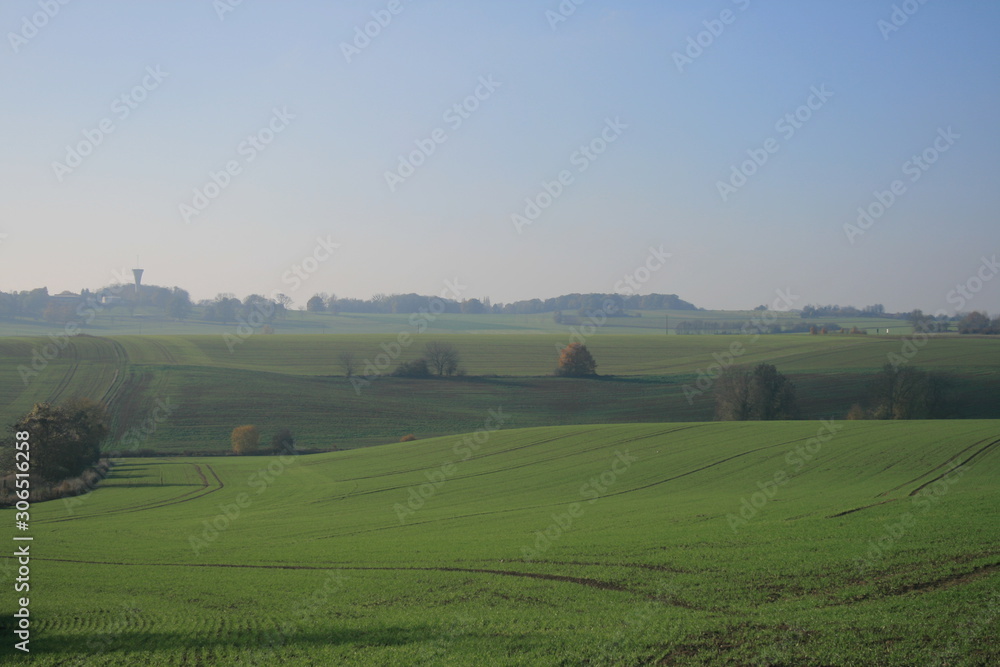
2;421;997;664
0;333;997;452
0;308;913;338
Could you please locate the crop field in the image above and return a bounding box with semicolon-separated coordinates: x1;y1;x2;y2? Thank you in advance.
0;309;911;339
2;420;997;664
1;334;998;452
9;332;995;379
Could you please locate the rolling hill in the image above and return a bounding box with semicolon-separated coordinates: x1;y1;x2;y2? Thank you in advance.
3;420;997;664
0;333;997;452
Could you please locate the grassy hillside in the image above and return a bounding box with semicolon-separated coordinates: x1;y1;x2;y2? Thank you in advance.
0;334;997;452
3;421;997;664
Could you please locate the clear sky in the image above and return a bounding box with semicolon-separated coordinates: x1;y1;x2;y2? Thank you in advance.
3;0;998;314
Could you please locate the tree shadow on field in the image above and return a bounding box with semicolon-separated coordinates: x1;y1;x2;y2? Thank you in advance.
104;464;168;475
110;462;179;468
588;374;672;385
36;624;444;657
452;375;534;387
99;482;202;488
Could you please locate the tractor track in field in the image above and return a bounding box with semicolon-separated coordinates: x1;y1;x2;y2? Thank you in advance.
748;340;872;371
35;462;224;524
531;558;693;574
583;433;821;503
830;561;1000;606
307;425;707;501
887;561;1000;595
308;427;723;532
136;336;179;364
18;557;700;604
96;339;130;406
314;430;825;540
876;436;999;499
45;339;79;403
907;437;1000;497
826;435;999;517
826;499;898;518
299;430;594;476
97;339;132;436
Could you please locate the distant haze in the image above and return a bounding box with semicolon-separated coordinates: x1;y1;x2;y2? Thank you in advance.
2;1;998;315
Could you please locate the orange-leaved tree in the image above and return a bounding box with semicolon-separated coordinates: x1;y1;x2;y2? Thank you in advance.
231;425;259;455
556;343;597;377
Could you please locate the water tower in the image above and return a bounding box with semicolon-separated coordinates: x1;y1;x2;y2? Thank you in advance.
132;268;144;301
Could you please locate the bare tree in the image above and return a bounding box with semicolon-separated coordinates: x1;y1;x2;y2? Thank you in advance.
338;351;357;378
392;358;431;378
867;363;948;419
424;341;460;376
714;367;754;420
748;363;798;420
274;293;292;318
715;363;797;420
271;428;295;454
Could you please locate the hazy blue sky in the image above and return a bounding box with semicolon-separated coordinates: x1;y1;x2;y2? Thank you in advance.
3;0;998;313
